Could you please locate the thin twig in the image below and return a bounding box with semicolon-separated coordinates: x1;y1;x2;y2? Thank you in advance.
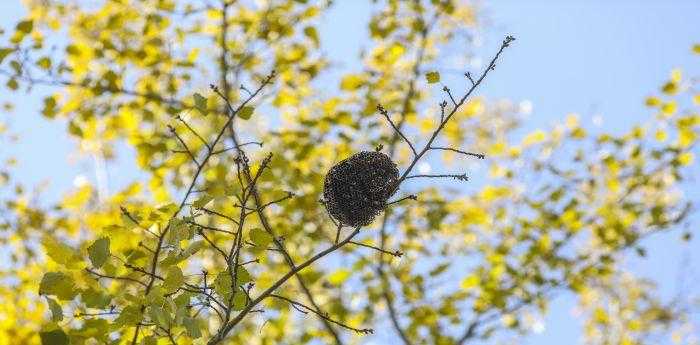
271;294;374;335
349;241;403;258
377;104;417;156
430;146;485;159
405;173;468;181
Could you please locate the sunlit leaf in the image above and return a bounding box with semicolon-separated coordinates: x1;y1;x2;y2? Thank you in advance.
238;106;254;120
87;237;110;268
425;71;440;84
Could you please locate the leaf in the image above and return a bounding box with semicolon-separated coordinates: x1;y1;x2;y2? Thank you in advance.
42;96;58;118
160;241;204;266
81;288;111;309
39;272;77;301
183;317;202;338
42;236;82;268
303;26;319;46
249;228;272;247
45;297;63;322
340;74;365;91
40;329;69;345
238;106;254;120
114;305;143;327
425;71;440;84
213;271;233;299
87;237;110;268
328;269;351;286
16;20;33;34
193;93;207;115
37;57;52;70
68;120;83;137
0;48;13;64
149;305;171;328
163;266;185;292
192;194;213;208
213;267;251;300
232;291;247;311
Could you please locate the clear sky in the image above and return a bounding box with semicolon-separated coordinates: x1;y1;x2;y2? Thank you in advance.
1;0;699;344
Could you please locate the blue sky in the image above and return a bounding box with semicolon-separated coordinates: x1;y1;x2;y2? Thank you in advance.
2;0;699;344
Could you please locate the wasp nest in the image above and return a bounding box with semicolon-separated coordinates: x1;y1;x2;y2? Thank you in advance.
323;151;399;227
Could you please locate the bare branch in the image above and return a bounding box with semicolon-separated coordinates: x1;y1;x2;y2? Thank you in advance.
177;115;211;150
377;104;418;156
168;125;199;165
387;195;418;206
430;146;485;159
405;173;468;181
349;241;403;258
271;294;374;335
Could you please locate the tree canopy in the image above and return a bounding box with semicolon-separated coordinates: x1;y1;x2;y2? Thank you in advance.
0;1;699;344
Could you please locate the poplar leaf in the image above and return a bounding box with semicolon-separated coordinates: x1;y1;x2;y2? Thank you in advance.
40;329;68;345
46;297;63;322
249;228;272;247
183;317;202;338
87;237;110;268
16;20;33;34
192;194;213;208
238;106;254;120
39;272;77;301
163;266;185;292
193;93;207;115
426;71;440;84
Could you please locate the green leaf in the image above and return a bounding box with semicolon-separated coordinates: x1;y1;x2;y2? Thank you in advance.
238;106;254;120
213;271;233;300
68;120;83;137
37;56;52;70
149;305;171;329
425;71;440;84
249;228;272;247
303;26;319;46
114;305;143;327
40;329;69;345
6;78;18;90
183;317;202;338
163;266;185;292
42;96;58;118
87;237;110;268
42;236;82;268
45;297;63;322
0;48;13;64
81;288;111;309
160;241;204;266
193;93;207;115
232;291;247;311
192;194;213;208
16;20;33;34
39;272;78;301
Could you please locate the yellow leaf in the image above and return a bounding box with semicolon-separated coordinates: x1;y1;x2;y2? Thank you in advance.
523;129;546;146
340;74;365;91
661;101;677;116
645;96;661;107
654;129;667;142
461;275;479;289
328;269;350;286
677;152;694;166
670;68;682;83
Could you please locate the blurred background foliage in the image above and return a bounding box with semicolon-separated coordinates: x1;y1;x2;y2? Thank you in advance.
0;0;698;344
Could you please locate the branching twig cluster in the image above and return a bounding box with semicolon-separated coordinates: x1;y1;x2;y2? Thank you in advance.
82;31;514;345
